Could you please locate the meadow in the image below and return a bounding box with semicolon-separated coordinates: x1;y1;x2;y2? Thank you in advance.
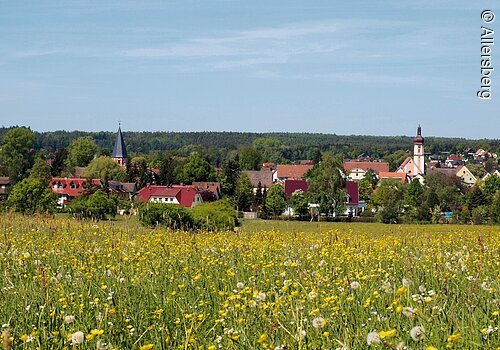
0;214;498;349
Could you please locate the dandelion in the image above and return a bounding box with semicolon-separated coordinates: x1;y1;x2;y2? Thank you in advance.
96;340;112;350
447;333;461;342
366;331;381;345
308;291;318;299
71;331;85;345
256;292;266;301
379;329;396;339
396;286;407;295
236;282;244;289
402;307;416;317
64;315;75;324
350;281;360;289
312;317;325;328
139;344;154;350
410;326;425;341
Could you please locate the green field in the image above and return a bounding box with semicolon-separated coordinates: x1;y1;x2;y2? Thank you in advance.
0;214;498;349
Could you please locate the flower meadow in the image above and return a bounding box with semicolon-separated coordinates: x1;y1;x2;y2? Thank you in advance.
0;214;498;349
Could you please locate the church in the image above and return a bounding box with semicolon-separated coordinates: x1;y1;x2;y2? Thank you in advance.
112;124;128;168
396;125;426;181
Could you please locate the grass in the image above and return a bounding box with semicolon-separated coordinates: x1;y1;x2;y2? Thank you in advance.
0;213;498;349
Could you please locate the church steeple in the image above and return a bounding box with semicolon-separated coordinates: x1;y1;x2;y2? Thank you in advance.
413;125;425;175
112;124;128;167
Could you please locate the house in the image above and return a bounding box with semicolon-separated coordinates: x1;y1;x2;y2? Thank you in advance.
344;181;365;216
261;162;276;171
108;181;137;201
284;179;308;197
426;165;477;187
50;177;101;207
445;155;464;168
192;182;222;201
135;185;203;208
343;161;389;181
243;170;275;193
481;169;500;181
379;172;409;183
455;166;477;186
0;177;10;200
273;164;313;182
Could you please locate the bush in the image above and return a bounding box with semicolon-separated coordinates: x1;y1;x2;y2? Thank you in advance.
68;190;117;221
471;205;490;225
139;203;194;230
192;200;238;231
375;206;400;224
7;178;57;215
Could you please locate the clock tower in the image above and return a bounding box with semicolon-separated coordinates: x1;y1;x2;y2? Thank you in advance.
413;125;425;175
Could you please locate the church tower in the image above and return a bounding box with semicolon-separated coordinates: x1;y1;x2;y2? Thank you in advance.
413;125;424;175
112;124;128;168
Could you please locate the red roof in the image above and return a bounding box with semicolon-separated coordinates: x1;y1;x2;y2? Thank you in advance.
276;165;313;179
136;185;201;207
284;179;308;197
50;178;101;197
345;181;359;205
343;161;389;174
379;172;408;183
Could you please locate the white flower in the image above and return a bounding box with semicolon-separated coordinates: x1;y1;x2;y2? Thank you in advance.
381;281;392;293
481;281;491;291
71;331;84;344
402;278;409;287
97;340;113;350
236;282;244;289
410;326;425;341
64;315;75;324
418;285;426;293
350;281;360;289
295;329;306;340
308;291;318;300
367;331;381;345
312;317;325;328
256;292;266;301
318;260;326;267
402;307;416;318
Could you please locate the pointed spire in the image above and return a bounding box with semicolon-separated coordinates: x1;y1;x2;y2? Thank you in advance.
112;125;128;159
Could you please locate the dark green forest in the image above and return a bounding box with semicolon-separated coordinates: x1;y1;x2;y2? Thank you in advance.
1;126;498;163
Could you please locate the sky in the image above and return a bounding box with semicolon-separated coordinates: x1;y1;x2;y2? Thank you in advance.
0;0;499;139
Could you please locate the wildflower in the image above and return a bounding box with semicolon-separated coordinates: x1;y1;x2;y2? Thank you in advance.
366;331;381;345
396;286;407;295
402;278;409;287
481;281;490;291
447;333;461;342
140;344;154;350
425;346;438;350
312;317;325;328
90;329;104;336
410;326;425;341
97;340;113;350
71;331;85;345
258;333;268;344
236;282;244;289
402;307;416;317
308;291;318;299
350;281;360;289
379;329;397;339
256;292;266;301
64;315;75;324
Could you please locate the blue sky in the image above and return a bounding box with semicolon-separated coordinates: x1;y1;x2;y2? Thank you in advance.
0;0;498;138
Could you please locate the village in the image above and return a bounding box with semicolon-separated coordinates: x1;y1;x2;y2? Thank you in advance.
1;125;498;224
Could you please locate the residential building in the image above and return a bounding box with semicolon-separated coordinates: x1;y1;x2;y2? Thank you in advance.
343;161;389;181
50;177;101;207
284;179;308;197
192;182;222;201
135;185;203;208
0;177;10;200
273;164;313;182
378;172;409;183
243;170;275;193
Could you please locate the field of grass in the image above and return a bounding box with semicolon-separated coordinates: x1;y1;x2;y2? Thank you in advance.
0;214;498;349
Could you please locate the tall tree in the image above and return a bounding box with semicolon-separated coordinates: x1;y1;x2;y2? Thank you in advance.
82;156;126;182
0;127;36;185
265;184;287;217
8;178;57;214
221;155;241;197
180;152;215;184
290;190;309;219
66;137;98;170
235;173;253;211
239;147;262;170
29;156;52;185
305;152;345;215
50;148;68;176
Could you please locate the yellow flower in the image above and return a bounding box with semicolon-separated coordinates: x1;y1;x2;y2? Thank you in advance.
258;333;268;344
86;334;95;341
208;346;216;350
20;334;29;342
396;286;407;296
379;329;397;339
447;333;461;342
140;344;154;350
425;346;438;350
90;329;104;336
